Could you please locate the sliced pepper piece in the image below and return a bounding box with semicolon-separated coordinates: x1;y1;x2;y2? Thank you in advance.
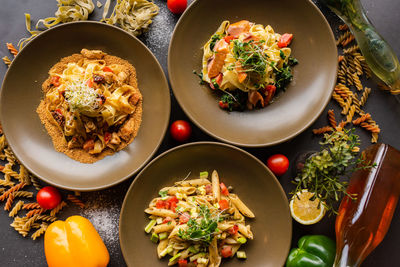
286;235;335;267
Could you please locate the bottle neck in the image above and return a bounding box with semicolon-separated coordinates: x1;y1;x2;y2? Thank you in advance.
333;244;359;267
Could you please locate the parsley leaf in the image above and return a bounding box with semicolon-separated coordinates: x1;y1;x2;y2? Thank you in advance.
158;190;168;198
210;34;221;50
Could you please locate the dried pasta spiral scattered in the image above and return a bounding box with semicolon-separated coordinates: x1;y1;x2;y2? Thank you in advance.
360;122;381;133
9;200;24;217
0;183;26;201
26;208;46;218
2;56;12;66
50;201;67;217
352;113;371;125
327;110;337;128
31;222;48;240
23;203;41;210
360;87;371;106
4;193;16;211
312;126;333;135
67;194;85;208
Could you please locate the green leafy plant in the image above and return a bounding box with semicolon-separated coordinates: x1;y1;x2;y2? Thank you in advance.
292;129;373;213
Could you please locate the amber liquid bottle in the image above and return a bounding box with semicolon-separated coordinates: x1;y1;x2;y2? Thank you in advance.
334;144;400;267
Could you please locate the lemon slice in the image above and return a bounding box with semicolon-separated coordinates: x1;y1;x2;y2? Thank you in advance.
290;190;326;225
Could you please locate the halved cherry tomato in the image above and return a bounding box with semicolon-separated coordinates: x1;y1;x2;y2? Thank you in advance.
178;259;188;267
167;196;179;211
264;85;276;104
220;183;229;196
83;139;95;151
224;35;235;42
103;66;113;72
50;76;61;87
37;186;61;210
228;224;239;235
267;154;289;176
179;212;190;224
278;33;293;48
221;246;233;258
219;101;229;109
219;199;229;210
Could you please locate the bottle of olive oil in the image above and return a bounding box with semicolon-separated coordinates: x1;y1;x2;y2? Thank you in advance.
320;0;400;92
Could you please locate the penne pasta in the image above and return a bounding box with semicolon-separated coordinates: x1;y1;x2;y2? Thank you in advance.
144;207;178;218
211;170;221;202
229;194;255;218
175;178;211;187
144;170;255;266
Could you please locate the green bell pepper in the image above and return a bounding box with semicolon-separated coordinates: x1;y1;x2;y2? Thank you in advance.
286;235;336;267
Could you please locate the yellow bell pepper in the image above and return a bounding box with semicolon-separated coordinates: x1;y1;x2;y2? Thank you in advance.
44;215;109;267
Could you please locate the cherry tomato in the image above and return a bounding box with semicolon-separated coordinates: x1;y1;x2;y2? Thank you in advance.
167;0;187;14
221;246;233;258
267;154;289;176
36;186;61;210
170;120;192;142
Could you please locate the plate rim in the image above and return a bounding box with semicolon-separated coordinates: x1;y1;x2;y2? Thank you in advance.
167;0;338;147
119;141;292;266
0;21;171;191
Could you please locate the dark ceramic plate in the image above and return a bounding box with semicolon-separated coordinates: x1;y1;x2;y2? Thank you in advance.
168;0;337;147
0;22;170;191
120;142;292;266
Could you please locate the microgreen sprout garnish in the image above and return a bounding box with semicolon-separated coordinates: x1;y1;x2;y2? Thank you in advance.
177;205;225;244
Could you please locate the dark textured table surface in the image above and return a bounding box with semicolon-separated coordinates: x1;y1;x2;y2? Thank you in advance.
0;0;399;266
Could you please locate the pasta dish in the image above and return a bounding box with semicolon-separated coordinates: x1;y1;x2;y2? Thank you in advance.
144;170;254;266
37;49;142;163
200;20;298;111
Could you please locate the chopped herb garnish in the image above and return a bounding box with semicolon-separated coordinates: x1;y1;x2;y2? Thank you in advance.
279;50;286;59
177;205;219;244
288;56;298;66
220;89;247;112
274;65;293;92
210;34;221;50
193;70;206;85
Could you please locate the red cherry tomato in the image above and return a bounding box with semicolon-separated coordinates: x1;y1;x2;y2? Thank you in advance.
220;183;229;196
267;154;289;176
170;120;192;142
221;246;233;258
167;0;187;14
36;186;62;210
228;224;239;235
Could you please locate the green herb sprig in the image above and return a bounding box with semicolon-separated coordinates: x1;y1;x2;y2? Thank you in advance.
177;205;220;244
292;129;373;214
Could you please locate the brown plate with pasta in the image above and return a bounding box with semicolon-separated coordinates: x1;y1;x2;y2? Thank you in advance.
120;142;292;266
0;22;170;190
168;0;337;147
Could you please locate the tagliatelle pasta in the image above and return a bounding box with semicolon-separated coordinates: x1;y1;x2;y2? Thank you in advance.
37;49;143;163
144;170;254;266
200;20;297;111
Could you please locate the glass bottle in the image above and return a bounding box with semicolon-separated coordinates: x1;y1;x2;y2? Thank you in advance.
320;0;400;93
334;143;400;266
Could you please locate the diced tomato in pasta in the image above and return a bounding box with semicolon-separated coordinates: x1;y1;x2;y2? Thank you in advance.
205;184;212;194
104;132;111;144
228;224;239;235
221;246;233;258
83;139;95;151
179;212;190;224
162;217;172;224
50;76;61;87
156;200;165;209
220;183;229;196
219;199;229;210
103;66;113;72
178;259;188;267
278;33;293;48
